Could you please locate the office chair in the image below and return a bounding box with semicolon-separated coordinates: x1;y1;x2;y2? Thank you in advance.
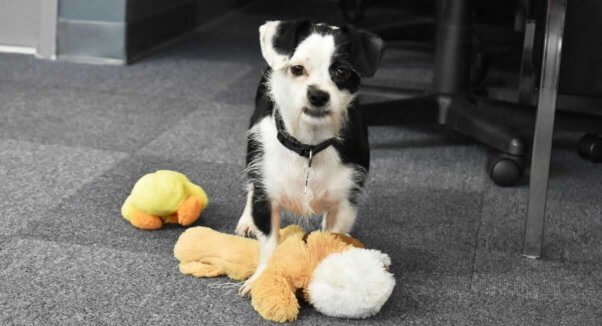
341;0;525;88
358;0;602;186
340;0;436;44
519;0;602;162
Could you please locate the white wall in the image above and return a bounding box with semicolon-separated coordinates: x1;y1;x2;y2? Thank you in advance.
0;0;57;58
0;0;41;48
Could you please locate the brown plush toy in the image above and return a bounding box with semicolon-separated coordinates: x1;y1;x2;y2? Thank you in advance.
174;225;395;323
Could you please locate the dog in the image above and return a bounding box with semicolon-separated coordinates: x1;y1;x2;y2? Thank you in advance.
235;20;384;295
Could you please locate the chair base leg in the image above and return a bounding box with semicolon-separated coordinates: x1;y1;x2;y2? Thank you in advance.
361;94;529;153
360;93;602;164
360;92;532;186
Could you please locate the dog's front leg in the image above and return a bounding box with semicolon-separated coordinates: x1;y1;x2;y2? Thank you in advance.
239;196;280;297
235;184;258;237
322;199;357;234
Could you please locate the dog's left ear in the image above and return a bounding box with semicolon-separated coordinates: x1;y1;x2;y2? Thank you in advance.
259;20;311;70
342;25;385;78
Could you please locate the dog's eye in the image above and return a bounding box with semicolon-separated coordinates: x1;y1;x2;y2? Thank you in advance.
335;67;351;82
290;65;305;76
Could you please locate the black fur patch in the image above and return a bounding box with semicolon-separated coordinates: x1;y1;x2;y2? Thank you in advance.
272;20;312;56
332;104;369;204
251;185;272;235
246;71;274;236
341;24;385;78
329;61;361;93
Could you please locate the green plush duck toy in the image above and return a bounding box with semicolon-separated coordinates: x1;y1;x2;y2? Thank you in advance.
121;170;208;230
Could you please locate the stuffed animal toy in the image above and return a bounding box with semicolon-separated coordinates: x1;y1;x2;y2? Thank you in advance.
174;225;395;323
121;170;208;230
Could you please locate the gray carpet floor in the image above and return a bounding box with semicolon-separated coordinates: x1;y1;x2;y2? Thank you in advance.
1;1;601;325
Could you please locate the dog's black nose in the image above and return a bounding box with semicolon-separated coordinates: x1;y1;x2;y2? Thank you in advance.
307;86;330;107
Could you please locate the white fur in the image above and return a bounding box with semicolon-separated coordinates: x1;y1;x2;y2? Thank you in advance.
321;200;358;234
249;116;359;226
235;184;257;237
259;21;290;70
268;33;356;143
239;229;279;296
308;248;395;319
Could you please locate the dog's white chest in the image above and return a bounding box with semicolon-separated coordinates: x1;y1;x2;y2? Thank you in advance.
253;117;355;216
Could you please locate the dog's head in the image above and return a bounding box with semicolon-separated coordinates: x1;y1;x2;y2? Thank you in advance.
259;20;384;139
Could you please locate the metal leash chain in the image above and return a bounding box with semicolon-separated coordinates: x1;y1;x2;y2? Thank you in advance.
303;150;313;195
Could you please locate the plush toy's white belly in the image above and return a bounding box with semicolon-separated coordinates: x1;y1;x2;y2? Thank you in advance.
252;117;356;216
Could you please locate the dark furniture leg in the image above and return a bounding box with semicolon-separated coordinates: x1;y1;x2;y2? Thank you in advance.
361;0;530;187
361;0;602;187
360;0;602;257
523;0;568;259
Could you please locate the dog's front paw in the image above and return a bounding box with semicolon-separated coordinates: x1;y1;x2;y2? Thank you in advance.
239;277;255;297
235;220;257;238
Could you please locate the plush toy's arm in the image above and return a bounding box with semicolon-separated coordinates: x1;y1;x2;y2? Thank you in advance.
174;195;205;226
249;235;311;323
179;260;225;277
122;196;163;229
174;227;259;280
251;269;300;323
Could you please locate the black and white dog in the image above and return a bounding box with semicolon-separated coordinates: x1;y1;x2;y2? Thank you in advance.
235;20;384;295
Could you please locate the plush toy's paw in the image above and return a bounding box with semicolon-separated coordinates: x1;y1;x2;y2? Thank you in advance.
179;261;225;278
251;271;300;323
252;291;299;323
130;211;163;230
176;196;204;226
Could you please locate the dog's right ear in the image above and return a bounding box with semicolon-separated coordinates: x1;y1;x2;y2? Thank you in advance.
259;20;311;70
342;24;385;78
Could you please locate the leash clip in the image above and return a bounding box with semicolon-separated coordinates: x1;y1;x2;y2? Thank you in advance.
304;150;313;194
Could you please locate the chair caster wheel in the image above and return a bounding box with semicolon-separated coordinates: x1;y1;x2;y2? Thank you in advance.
578;133;602;163
487;153;526;187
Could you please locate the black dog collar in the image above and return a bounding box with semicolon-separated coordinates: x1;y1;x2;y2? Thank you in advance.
274;111;336;161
